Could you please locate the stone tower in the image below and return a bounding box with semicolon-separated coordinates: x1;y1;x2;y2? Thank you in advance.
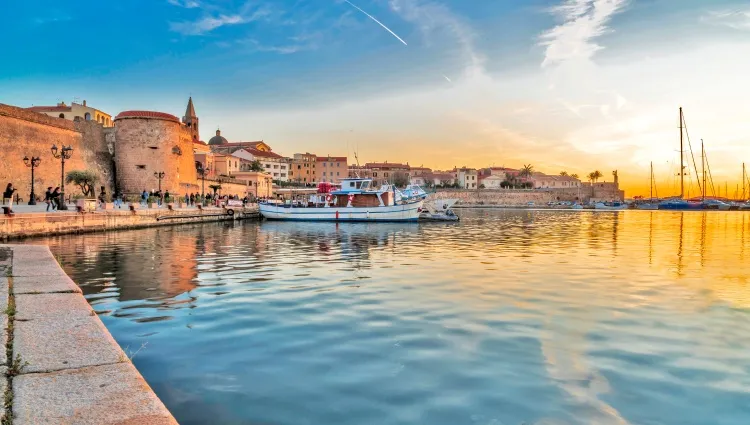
182;97;199;142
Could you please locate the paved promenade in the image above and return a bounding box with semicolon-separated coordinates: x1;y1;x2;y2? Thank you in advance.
0;244;178;424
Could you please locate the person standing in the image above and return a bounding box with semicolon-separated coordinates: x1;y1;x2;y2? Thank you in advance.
44;187;53;212
141;190;148;206
51;187;60;211
3;183;17;209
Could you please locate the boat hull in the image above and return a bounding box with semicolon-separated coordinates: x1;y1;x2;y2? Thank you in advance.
259;201;423;222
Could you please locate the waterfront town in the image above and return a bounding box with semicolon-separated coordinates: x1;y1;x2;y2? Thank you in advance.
0;97;624;210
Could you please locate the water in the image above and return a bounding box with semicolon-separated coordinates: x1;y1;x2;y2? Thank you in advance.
36;210;750;425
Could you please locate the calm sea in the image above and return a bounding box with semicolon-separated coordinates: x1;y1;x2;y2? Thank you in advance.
39;210;750;425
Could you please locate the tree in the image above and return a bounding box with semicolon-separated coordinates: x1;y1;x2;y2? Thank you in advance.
440;179;452;188
519;164;534;180
479;184;486;189
250;160;264;172
559;171;569;176
588;170;603;183
209;184;222;196
571;173;579;179
500;180;511;189
391;171;410;188
65;170;98;197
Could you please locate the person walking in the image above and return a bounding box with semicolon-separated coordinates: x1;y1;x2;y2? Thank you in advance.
141;190;148;206
51;187;60;211
189;193;195;207
44;187;53;212
3;183;16;209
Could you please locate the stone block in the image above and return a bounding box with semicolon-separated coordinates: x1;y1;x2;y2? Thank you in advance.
13;362;178;425
14;315;122;373
13;274;81;294
10;245;66;277
15;293;92;321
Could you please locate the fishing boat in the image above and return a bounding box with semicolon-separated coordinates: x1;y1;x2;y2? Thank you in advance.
420;199;459;221
259;177;423;222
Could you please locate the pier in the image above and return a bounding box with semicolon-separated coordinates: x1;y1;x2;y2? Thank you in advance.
0;244;178;424
1;204;260;240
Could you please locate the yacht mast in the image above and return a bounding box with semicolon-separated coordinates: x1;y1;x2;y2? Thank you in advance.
701;139;706;201
680;107;684;198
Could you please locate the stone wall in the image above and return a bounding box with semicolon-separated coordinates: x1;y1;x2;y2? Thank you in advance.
429;189;583;206
0;103;111;203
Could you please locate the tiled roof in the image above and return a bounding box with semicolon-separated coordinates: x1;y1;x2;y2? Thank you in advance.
245;147;284;159
365;162;410;169
316;156;347;162
27;106;72;112
114;110;180;123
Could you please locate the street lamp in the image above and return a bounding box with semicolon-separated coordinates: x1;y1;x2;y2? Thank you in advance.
22;156;41;205
154;171;165;193
51;144;73;210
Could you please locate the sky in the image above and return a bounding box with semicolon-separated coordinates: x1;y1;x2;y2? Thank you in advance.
2;0;750;197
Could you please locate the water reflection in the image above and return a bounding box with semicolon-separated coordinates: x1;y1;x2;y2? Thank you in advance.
36;210;750;425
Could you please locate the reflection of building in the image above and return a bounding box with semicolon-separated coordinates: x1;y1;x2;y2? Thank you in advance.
27;100;113;126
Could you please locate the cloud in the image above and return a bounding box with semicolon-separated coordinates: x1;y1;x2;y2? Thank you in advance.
33;15;71;25
703;9;750;31
169;8;269;35
539;0;628;67
167;0;200;9
388;0;484;77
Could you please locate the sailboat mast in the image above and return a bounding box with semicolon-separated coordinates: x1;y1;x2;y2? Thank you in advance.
679;107;684;199
650;161;653;199
701;139;705;201
744;163;746;200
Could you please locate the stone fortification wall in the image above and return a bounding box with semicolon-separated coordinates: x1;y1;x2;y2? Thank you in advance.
115;115;187;196
429;189;583;206
0;103;111;202
177;127;199;193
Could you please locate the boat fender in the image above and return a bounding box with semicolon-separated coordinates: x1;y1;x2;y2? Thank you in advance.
226;209;235;216
336;210;339;220
326;194;333;203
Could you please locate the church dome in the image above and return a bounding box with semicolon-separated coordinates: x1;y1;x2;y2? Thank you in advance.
208;129;228;146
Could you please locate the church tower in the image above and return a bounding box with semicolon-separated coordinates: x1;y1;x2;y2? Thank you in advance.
182;97;199;141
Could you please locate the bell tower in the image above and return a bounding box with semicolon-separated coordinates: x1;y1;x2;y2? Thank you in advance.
182;96;199;141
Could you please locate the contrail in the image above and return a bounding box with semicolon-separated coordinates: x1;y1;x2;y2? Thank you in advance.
343;0;407;46
442;74;452;83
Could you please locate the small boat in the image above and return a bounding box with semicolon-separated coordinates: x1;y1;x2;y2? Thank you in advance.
259;178;423;222
594;201;628;210
637;163;660;210
739;202;750;210
701;199;732;210
571;203;584;210
420;199;459;221
636;202;659;210
658;198;702;210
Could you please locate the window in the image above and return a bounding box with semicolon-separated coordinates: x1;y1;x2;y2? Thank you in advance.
136;165;146;170
172;146;182;155
149;146;158;150
265;164;271;168
323;172;326;176
337;172;340;176
323;163;327;167
373;172;378;177
84;112;91;121
281;173;286;177
384;173;389;177
350;182;355;188
58;113;65;118
273;165;278;169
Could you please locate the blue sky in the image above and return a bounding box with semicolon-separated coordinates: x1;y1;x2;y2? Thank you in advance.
2;0;750;195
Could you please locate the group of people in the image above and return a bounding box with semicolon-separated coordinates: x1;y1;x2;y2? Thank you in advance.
2;183;65;212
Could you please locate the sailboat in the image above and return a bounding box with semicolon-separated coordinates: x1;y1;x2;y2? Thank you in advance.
637;162;659;210
659;107;703;210
740;163;750;210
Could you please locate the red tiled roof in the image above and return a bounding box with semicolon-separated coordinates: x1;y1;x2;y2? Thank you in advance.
115;110;180;123
316;156;347;162
365;162;410;169
27;106;72;112
244;147;284;159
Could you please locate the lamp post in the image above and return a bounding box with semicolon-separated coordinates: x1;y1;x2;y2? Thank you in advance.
154;172;165;193
23;156;42;205
51;144;73;210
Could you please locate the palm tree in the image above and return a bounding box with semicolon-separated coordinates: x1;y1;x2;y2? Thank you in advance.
520;164;534;179
592;170;602;182
570;173;579;179
559;171;569;176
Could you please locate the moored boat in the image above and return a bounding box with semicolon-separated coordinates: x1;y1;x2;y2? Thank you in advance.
420;199;459;221
594;201;628;210
259;178;423;222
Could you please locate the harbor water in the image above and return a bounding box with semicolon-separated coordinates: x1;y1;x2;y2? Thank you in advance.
40;210;750;425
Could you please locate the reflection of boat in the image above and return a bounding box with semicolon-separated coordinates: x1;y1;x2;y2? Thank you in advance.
259;178;423;222
420;199;459;221
594;201;628;210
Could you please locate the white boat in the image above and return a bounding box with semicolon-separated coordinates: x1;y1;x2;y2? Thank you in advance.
740;202;750;210
594;201;628;210
571;203;584;210
259;178;423;222
701;199;732;210
420;199;459;221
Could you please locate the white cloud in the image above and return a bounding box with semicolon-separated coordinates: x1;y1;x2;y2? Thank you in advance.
169;8;269;36
703;9;750;31
539;0;628;67
167;0;200;9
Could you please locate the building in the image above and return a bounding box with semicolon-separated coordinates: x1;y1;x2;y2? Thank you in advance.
531;173;582;189
290;153;317;184
365;162;410;187
316;155;347;184
182;97;199;142
27;100;113;126
454;167;478;189
431;172;455;187
206;130;290;182
479;174;505;189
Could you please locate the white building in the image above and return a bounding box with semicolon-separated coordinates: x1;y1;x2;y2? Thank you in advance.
454;167;478;189
232;149;291;182
479;174;505;189
27;100;113;126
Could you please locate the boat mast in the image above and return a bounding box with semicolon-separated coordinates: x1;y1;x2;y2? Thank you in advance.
680;107;684;199
650;161;653;199
744;162;747;200
701;139;705;201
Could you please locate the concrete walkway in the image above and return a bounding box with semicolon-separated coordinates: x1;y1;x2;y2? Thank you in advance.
1;244;177;424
